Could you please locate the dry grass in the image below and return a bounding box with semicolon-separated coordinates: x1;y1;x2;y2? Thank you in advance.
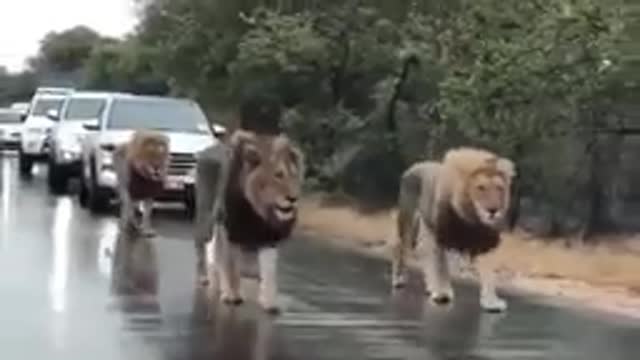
298;195;640;293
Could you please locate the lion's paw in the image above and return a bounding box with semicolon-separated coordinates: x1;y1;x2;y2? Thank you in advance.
259;302;281;315
428;287;454;305
391;274;407;289
220;293;244;306
480;296;507;313
258;295;280;315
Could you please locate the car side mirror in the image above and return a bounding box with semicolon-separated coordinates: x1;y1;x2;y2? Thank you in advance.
212;124;227;139
82;119;100;131
20;113;27;122
46;109;60;121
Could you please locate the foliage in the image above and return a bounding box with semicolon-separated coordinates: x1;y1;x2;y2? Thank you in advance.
84;38;169;95
433;0;624;157
28;26;102;73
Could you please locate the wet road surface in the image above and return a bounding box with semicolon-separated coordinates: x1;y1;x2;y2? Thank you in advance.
1;154;639;360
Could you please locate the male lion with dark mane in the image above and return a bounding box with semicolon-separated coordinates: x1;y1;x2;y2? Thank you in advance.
194;130;304;313
113;130;170;237
193;93;304;313
391;147;515;312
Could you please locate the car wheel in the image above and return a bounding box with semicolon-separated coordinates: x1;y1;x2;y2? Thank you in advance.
87;165;110;213
19;149;33;177
47;160;69;194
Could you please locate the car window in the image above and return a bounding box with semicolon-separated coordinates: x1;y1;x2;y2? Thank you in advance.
0;111;21;123
107;98;209;133
30;98;65;117
64;98;106;120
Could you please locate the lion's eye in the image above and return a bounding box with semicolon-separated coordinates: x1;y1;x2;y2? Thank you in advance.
477;185;487;192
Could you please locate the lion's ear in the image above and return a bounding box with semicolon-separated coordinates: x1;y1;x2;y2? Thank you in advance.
496;158;516;179
243;144;262;168
288;145;306;179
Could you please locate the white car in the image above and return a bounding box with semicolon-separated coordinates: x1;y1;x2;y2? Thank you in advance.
47;91;121;194
0;108;23;150
10;102;30;117
19;88;74;176
78;94;226;214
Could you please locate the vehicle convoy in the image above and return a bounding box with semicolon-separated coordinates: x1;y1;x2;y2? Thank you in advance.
19;87;74;175
0;108;23;150
78;94;226;214
47;91;118;193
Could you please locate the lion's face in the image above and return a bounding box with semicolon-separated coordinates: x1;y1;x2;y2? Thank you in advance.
467;169;511;227
236;134;304;230
128;131;170;180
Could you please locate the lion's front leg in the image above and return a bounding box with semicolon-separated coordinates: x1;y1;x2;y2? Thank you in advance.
216;230;243;305
471;254;507;312
139;198;156;238
257;246;280;314
419;217;454;305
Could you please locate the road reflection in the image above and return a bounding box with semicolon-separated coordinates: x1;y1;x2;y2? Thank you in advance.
1;157;12;251
49;197;73;314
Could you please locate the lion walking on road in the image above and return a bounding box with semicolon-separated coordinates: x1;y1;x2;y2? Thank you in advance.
113;130;170;237
194;130;305;313
109;130;168;299
391;147;515;312
193;93;305;314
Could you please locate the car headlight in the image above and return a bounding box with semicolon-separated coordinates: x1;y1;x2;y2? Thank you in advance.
58;138;82;154
100;149;114;168
185;167;196;184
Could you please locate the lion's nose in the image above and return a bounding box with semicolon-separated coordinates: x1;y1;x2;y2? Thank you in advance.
286;195;298;203
487;208;498;217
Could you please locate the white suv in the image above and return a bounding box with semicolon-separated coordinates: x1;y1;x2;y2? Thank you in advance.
19;87;74;176
47;91;120;193
0;108;23;150
78;94;226;214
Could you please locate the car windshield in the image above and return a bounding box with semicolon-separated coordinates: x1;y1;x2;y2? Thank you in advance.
30;98;65;117
0;111;21;123
107;98;209;133
64;98;106;120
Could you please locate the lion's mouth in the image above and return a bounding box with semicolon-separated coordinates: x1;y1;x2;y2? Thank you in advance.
273;204;296;222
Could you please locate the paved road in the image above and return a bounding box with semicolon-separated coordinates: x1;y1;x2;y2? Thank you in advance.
0;154;639;360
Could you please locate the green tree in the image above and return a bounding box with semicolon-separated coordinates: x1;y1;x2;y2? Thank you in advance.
30;26;102;73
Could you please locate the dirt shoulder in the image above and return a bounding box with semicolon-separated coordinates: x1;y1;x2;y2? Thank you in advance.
298;196;640;320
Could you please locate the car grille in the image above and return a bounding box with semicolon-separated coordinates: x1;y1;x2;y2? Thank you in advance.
168;152;196;176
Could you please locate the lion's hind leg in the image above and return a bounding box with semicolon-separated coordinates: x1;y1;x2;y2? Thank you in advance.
418;216;454;305
391;209;418;289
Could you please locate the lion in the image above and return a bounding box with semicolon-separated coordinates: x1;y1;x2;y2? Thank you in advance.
193;129;304;314
113;130;170;237
391;147;515;312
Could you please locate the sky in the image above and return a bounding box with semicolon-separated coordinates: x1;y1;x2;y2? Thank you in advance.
0;0;137;73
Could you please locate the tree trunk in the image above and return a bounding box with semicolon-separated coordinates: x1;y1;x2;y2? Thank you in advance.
385;55;417;134
330;32;350;106
582;134;613;241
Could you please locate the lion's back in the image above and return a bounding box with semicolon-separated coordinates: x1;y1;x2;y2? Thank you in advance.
397;160;441;241
193;143;231;243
